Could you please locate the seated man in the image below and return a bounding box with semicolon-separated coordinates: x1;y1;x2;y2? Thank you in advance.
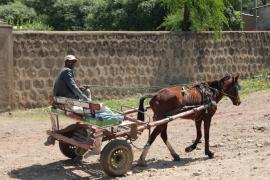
45;55;123;146
53;54;123;122
53;55;91;101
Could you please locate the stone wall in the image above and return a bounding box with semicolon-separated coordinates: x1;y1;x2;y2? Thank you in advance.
12;31;270;109
0;24;13;112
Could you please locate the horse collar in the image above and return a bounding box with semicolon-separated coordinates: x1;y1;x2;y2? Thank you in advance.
198;83;214;104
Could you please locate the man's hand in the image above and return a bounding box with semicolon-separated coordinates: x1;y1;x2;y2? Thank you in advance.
80;85;90;91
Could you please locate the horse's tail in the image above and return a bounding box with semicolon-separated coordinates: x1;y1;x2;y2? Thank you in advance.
137;94;153;121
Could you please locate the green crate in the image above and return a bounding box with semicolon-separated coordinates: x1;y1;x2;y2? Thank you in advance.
84;117;119;127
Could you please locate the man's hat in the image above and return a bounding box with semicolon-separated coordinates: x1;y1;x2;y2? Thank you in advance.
64;55;78;61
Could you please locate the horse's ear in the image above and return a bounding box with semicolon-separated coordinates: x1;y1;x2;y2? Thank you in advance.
235;74;239;82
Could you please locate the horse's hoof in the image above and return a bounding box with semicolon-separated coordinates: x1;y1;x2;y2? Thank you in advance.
137;160;147;167
173;155;181;161
185;145;195;153
206;151;214;159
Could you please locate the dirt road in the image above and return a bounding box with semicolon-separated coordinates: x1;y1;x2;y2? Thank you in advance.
1;90;270;180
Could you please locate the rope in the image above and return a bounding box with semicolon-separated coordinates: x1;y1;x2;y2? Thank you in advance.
82;83;193;91
207;86;237;99
129;141;145;150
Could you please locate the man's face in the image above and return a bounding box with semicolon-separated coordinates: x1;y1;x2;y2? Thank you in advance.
65;60;77;69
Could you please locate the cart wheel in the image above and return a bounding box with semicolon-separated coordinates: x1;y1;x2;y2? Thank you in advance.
100;139;133;177
59;141;78;159
59;128;88;159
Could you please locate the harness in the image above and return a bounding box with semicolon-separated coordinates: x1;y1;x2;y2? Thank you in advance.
196;83;214;105
180;83;214;106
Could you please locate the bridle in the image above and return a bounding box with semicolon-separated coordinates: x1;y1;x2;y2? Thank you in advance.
208;78;240;100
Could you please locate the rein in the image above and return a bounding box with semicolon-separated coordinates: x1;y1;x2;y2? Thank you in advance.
207;82;239;99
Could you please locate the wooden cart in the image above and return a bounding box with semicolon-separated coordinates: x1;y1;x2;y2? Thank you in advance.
45;96;212;176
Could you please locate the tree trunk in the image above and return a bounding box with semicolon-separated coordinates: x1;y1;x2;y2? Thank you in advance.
182;3;191;31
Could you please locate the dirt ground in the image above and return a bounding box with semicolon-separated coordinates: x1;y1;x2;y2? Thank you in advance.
0;90;270;180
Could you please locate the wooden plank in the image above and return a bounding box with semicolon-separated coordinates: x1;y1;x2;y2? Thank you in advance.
47;130;91;150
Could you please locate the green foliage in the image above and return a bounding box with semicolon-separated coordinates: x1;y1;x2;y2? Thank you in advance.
20;0;55;15
161;0;228;32
224;0;242;30
240;69;270;96
85;0;166;31
0;1;36;25
0;0;248;31
47;0;94;30
20;0;94;30
13;20;53;31
225;0;240;10
0;0;13;5
84;0;125;30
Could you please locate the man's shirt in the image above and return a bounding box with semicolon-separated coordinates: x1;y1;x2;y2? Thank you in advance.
53;66;88;101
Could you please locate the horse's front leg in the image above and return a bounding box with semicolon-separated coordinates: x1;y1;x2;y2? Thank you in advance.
160;123;180;161
138;125;163;166
204;117;214;158
185;119;202;153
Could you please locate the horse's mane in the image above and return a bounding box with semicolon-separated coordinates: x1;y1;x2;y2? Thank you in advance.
207;75;232;91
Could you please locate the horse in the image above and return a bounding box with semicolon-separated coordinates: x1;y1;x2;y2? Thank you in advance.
136;75;241;166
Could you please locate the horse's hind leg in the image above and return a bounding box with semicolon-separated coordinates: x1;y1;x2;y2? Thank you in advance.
138;125;163;166
185;119;202;153
160;123;180;161
204;118;214;158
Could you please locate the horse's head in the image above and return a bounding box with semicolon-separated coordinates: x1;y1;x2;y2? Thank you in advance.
220;75;241;106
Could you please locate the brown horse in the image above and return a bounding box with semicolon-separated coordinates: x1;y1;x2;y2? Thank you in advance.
137;75;241;166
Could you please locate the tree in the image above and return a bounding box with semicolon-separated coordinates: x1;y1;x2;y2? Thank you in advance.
0;1;36;25
20;0;55;15
47;0;93;30
20;0;94;30
223;0;242;30
161;0;228;32
84;0;125;30
0;0;14;5
85;0;166;31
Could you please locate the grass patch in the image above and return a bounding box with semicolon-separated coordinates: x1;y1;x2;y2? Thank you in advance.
240;69;270;97
102;96;140;112
0;108;49;121
99;94;151;112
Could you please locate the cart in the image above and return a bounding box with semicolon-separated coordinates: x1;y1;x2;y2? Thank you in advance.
45;96;212;176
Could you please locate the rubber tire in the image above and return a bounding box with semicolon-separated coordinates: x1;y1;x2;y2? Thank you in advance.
100;140;133;177
59;140;78;159
58;128;86;159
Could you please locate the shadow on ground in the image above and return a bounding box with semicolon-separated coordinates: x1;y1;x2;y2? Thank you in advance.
8;157;208;179
132;156;208;174
8;159;107;180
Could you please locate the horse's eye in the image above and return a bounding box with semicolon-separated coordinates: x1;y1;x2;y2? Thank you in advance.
236;84;241;91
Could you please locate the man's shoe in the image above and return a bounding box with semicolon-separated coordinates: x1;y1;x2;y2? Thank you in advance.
44;136;56;146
